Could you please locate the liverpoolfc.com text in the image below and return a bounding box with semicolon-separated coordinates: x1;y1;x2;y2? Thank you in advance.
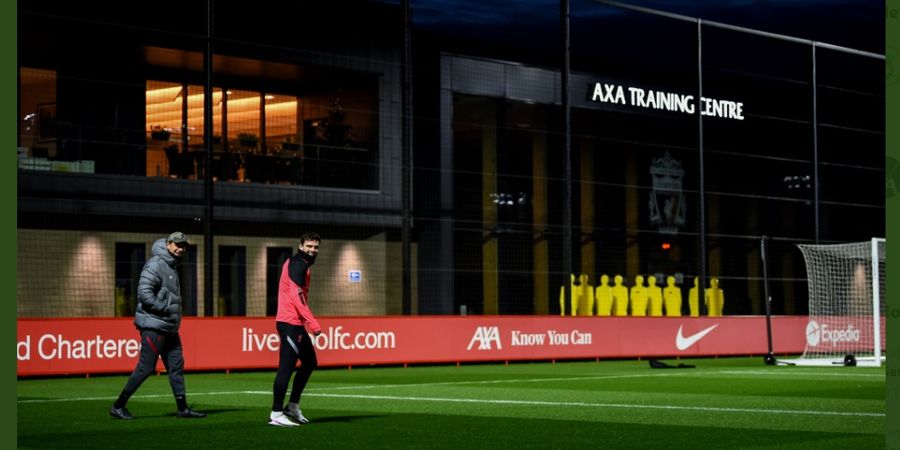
243;326;396;352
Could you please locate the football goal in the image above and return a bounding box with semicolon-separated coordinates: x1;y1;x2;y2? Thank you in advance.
782;238;886;367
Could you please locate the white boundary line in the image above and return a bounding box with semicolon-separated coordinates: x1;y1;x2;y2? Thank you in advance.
714;370;884;378
17;391;269;404
18;389;884;418
310;370;884;392
18;371;885;417
311;373;663;391
15;374;667;402
305;392;885;418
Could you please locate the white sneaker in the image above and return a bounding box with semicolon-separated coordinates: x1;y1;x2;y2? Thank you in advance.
283;406;309;424
268;412;299;427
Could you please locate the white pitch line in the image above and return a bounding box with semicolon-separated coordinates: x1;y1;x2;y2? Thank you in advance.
305;392;885;418
17;391;271;404
18;390;884;418
714;370;884;378
310;373;669;391
15;374;672;403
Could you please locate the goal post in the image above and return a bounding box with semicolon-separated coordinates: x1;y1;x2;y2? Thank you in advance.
786;238;886;367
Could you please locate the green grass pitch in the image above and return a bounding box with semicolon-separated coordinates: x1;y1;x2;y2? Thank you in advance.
17;357;884;449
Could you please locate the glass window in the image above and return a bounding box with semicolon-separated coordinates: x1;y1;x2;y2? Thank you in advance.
264;94;298;153
266;247;293;316
18;68;57;161
146;81;182;178
218;245;247;316
114;243;146;317
142;61;379;188
181;243;199;317
185;84;208;153
301;87;378;189
226;89;260;151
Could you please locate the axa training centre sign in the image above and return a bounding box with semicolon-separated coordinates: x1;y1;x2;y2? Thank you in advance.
590;82;745;120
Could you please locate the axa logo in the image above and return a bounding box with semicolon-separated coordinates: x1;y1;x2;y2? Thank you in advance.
675;324;719;350
467;326;502;350
805;321;860;347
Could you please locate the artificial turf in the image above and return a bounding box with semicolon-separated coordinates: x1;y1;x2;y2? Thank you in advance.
17;357;885;449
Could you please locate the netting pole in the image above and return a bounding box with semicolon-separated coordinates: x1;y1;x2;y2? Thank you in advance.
203;0;215;317
560;0;573;315
871;237;881;366
401;0;412;315
696;19;708;316
811;44;820;243
761;235;776;365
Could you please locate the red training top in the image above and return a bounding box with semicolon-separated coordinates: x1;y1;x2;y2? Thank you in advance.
275;253;321;333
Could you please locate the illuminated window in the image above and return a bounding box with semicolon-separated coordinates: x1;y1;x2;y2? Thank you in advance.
224;89;258;151
264;94;299;153
145;81;184;178
144;76;376;188
18;68;57;158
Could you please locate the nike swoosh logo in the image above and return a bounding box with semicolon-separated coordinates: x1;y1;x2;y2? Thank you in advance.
675;324;719;350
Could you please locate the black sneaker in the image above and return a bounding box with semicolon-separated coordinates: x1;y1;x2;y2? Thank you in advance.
109;405;134;420
176;408;207;418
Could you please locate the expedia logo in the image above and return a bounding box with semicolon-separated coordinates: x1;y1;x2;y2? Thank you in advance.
805;321;861;347
467;326;502;350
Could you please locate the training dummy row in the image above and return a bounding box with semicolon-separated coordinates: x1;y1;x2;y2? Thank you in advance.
559;274;724;317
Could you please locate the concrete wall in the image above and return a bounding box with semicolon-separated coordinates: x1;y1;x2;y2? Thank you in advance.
17;229;415;318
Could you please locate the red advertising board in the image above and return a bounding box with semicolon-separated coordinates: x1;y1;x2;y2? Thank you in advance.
17;316;810;377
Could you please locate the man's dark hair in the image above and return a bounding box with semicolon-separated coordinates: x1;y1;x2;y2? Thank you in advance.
301;232;321;244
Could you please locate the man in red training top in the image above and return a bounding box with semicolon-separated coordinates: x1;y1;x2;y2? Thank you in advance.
269;232;322;427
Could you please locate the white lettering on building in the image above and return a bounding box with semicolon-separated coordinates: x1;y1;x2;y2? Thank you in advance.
591;83;626;104
592;83;743;120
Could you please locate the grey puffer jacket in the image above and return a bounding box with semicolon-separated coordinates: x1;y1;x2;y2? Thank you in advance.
134;238;182;333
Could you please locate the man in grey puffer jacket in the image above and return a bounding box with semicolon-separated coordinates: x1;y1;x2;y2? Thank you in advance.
109;232;206;420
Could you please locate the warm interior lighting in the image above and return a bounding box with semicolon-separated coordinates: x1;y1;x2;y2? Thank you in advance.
147;101;295;122
146;86;184;102
146;81;299;144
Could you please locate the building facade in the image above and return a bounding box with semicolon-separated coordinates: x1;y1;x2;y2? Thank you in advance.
17;1;885;318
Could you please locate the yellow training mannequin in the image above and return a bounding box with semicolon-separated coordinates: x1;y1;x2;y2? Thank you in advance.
688;277;700;317
663;275;682;317
577;273;595;316
612;275;629;316
571;273;581;316
630;275;648;317
647;275;663;317
559;273;582;316
595;274;613;316
705;277;724;317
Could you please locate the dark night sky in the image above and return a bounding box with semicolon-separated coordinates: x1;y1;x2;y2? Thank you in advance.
618;0;884;53
406;0;884;54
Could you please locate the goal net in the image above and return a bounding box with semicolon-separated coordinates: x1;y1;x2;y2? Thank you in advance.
788;238;886;367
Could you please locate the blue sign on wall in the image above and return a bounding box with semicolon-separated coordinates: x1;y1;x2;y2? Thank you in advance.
348;270;361;283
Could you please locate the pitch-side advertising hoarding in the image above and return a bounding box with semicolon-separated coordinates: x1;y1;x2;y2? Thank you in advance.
17;316;809;376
